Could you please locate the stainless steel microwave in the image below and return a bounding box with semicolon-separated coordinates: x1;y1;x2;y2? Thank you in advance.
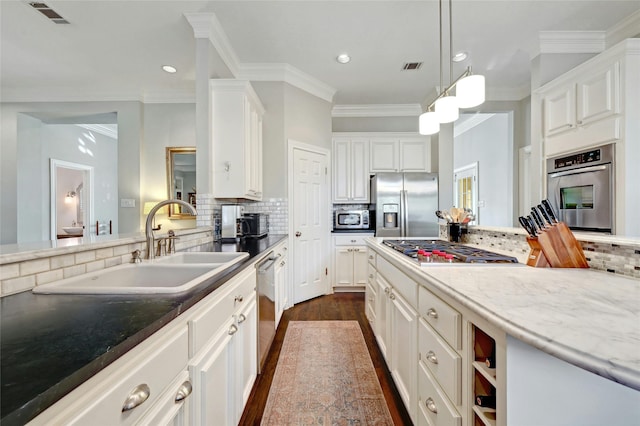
334;210;370;230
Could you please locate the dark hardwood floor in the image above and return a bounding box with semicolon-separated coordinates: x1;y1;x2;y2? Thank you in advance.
238;292;413;425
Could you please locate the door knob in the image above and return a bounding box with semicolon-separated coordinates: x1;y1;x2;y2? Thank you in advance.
295;231;302;237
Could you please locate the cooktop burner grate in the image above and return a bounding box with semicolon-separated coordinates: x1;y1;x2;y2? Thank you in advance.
382;240;519;264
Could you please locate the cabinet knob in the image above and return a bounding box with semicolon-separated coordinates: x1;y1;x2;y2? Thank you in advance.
351;239;356;243
280;261;286;267
425;397;438;414
234;295;244;303
122;384;150;412
389;293;396;300
228;324;238;335
426;308;438;319
295;231;302;237
237;313;247;324
384;287;390;294
174;381;193;403
369;255;374;260
426;350;439;365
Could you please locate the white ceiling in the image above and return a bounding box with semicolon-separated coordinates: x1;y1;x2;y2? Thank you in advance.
2;1;639;109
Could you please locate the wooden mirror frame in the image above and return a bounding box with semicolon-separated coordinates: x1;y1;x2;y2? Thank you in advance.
166;147;196;219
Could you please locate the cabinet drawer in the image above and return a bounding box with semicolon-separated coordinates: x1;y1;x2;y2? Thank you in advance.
41;326;189;426
419;286;461;350
418;318;461;405
189;268;256;356
136;370;190;426
334;234;373;246
367;263;376;286
418;362;461;426
367;250;376;266
377;256;417;308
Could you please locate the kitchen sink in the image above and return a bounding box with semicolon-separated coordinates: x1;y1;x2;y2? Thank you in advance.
32;252;249;295
152;252;249;265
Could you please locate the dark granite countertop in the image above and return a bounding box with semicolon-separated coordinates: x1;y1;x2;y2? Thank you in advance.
0;235;287;425
331;229;375;234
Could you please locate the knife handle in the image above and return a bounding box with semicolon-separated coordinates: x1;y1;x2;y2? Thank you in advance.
519;216;535;237
525;215;538;236
541;199;559;223
530;209;545;230
537;205;553;225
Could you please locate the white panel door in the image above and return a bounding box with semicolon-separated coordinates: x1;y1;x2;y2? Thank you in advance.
292;146;329;304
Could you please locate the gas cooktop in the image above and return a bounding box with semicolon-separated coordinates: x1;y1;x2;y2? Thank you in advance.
382;240;519;265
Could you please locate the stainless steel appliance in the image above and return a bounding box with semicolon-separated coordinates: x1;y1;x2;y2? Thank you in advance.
256;252;277;373
382;240;519;265
334;209;370;230
241;213;269;238
547;144;614;233
221;204;245;242
371;173;439;238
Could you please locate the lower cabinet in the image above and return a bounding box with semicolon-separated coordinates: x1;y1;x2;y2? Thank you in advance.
333;233;373;288
273;241;289;326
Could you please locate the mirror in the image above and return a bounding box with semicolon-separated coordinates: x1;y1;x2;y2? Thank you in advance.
166;147;196;219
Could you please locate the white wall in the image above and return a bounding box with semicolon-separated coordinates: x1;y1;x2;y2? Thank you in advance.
454;113;513;227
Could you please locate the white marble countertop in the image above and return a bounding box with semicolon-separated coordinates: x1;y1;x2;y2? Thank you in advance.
366;238;640;391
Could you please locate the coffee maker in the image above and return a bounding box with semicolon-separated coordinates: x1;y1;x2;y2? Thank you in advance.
221;205;245;242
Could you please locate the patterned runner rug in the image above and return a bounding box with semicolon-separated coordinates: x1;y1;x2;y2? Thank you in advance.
261;320;394;425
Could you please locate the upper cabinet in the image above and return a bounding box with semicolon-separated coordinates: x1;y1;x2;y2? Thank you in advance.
332;133;431;203
333;138;370;203
211;80;264;201
370;137;431;173
541;50;624;157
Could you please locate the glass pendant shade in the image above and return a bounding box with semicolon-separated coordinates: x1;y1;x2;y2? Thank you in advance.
419;111;440;135
435;95;459;123
456;74;485;108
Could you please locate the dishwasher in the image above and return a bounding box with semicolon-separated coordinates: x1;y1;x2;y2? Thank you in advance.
256;251;277;373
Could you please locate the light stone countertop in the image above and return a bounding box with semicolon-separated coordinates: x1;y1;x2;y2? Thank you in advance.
367;238;640;391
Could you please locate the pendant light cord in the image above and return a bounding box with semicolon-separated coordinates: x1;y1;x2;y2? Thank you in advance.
449;0;453;87
439;0;443;92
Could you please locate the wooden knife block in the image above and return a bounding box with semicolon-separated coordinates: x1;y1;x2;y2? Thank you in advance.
526;222;589;268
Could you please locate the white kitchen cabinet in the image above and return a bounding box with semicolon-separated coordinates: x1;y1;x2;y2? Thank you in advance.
332;138;369;203
27;323;190;426
232;293;257;423
136;371;191;426
333;234;372;288
211;79;265;201
273;241;288;326
375;272;391;362
370;137;431;173
364;249;377;331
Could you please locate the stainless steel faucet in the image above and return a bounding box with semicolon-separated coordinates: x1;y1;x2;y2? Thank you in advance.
145;199;196;259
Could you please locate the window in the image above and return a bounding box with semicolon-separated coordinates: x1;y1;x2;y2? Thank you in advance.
454;162;478;223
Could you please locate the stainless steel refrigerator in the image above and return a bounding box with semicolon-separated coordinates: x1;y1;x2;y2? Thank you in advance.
371;172;439;238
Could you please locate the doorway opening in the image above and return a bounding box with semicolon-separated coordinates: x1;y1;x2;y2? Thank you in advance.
50;159;93;240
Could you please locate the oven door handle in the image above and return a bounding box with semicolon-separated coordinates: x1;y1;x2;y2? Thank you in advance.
548;164;608;178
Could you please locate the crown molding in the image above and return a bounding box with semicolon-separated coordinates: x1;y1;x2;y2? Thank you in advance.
332;104;422;118
236;63;336;103
77;124;118;139
185;12;241;77
606;9;640;47
454;113;495;138
538;31;606;55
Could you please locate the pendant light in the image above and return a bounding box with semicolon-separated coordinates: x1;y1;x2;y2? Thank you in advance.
418;0;485;134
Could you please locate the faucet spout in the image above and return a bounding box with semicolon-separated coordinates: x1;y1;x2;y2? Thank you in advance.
145;199;196;259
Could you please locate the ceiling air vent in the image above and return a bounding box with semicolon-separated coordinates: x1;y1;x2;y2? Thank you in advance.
29;2;69;24
402;62;423;71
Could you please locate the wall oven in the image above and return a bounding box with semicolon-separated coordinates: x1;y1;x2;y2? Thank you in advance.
547;144;614;233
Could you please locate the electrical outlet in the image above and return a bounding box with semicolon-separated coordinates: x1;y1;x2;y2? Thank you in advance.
121;199;136;208
478;200;486;208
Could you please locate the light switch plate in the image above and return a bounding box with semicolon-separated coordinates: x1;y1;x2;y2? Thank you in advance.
121;199;136;208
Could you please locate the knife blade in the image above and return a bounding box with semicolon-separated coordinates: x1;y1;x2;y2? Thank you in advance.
541;199;559;223
530;208;546;230
537;204;553;225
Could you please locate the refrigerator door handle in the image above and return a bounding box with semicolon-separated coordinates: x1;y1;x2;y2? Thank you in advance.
401;189;408;237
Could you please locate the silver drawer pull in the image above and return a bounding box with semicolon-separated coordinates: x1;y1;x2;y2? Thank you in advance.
426;350;438;364
122;384;150;412
237;313;246;324
426;308;438;319
234;295;244;303
280;261;286;267
389;293;396;300
384;287;390;294
228;324;238;335
425;397;438;414
174;381;192;403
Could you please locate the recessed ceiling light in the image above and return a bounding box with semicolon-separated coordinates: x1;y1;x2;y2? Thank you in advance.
162;65;177;73
336;54;351;64
452;51;468;62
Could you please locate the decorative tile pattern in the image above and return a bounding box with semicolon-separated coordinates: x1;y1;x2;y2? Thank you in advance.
262;321;393;426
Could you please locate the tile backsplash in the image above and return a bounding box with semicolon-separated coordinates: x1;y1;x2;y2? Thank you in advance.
196;194;288;235
441;224;640;280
